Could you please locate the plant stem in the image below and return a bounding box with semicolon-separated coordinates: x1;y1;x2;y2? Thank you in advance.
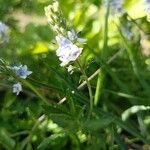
22;80;50;105
0;61;50;106
94;1;109;106
58;49;124;104
19;115;46;150
76;59;93;118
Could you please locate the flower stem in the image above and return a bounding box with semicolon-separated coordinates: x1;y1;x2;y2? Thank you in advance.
22;80;50;105
76;59;93;118
94;0;110;106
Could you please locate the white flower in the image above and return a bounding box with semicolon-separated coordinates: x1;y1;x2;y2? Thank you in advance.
67;30;87;44
56;36;72;48
12;65;32;79
56;36;83;66
0;21;9;43
13;83;22;95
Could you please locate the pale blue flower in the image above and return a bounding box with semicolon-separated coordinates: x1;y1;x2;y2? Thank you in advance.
12;65;32;79
67;30;87;44
56;35;72;48
13;82;22;95
56;36;83;66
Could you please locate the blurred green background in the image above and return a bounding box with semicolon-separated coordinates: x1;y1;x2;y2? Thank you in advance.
0;0;150;149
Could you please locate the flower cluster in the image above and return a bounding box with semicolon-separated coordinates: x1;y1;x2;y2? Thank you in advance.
104;0;124;16
56;36;83;66
11;65;32;95
45;1;86;67
44;1;65;34
0;21;9;44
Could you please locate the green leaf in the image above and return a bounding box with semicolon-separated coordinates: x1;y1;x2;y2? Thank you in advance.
15;137;29;150
114;118;149;144
49;67;88;104
26;143;33;150
125;0;145;19
0;128;15;150
49;67;75;90
83;117;114;131
96;110;149;144
42;105;79;130
42;105;69;116
37;133;68;150
114;130;128;150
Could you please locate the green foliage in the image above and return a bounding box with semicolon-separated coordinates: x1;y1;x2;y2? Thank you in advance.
0;0;150;149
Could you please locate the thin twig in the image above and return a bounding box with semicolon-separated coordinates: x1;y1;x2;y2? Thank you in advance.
20;114;46;150
58;49;124;104
77;59;93;118
10;130;29;137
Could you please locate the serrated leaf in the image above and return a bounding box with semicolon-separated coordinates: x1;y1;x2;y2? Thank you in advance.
37;133;68;150
42;105;69;116
114;130;128;150
83;117;114;131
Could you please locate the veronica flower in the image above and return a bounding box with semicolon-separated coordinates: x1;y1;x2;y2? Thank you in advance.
104;0;124;16
67;30;87;44
144;0;150;14
12;65;32;79
56;36;83;66
0;21;9;43
13;82;22;95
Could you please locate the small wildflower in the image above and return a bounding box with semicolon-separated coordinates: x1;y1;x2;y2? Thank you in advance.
13;82;22;95
56;36;83;66
67;30;87;44
104;0;124;16
67;30;78;41
45;2;84;67
12;65;32;79
56;35;72;48
0;21;9;43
